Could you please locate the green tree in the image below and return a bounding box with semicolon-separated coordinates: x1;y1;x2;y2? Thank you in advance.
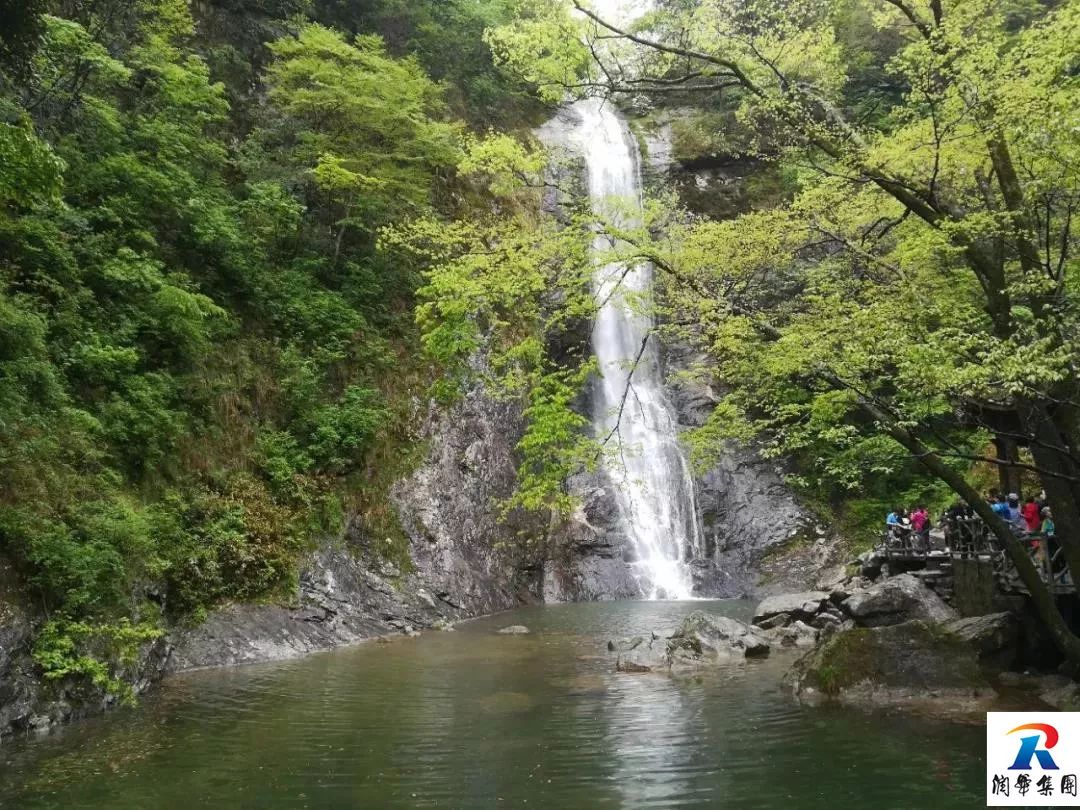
387;133;598;514
312;0;543;126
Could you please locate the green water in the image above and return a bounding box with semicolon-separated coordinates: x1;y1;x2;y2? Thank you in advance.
0;601;984;808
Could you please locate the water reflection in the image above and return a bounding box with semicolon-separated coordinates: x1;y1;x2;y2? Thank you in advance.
0;601;984;809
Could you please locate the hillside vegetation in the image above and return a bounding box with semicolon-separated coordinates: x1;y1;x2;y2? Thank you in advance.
0;0;537;674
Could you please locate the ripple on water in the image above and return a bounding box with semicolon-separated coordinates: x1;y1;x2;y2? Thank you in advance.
0;600;985;809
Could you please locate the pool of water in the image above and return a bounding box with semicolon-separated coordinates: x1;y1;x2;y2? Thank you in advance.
0;601;984;808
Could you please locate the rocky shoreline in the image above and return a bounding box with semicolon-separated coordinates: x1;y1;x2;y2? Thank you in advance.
0;543;524;738
768;569;1080;718
0;384;544;740
600;564;1079;723
5;552;1075;740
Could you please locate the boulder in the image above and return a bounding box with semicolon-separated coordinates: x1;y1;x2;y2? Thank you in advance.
813;565;851;593
741;635;772;658
755;612;791;631
752;591;829;626
834;577;871;603
674;612;771;659
1040;682;1080;711
785;620;995;718
762;620;819;648
856;549;886;579
616;658;653;674
496;625;530;635
610;612;772;673
944;612;1017;665
841;574;957;628
811;608;844;630
614;636;670;673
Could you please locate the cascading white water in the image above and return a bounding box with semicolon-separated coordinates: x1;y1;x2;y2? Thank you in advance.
567;84;704;599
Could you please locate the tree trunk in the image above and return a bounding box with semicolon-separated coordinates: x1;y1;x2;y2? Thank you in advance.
1022;402;1080;586
994;435;1022;497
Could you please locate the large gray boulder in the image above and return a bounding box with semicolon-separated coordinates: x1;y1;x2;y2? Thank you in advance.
944;612;1018;669
613;635;672;673
944;613;1016;655
841;574;958;627
674;612;771;659
753;591;829;626
785;621;995;718
609;612;771;673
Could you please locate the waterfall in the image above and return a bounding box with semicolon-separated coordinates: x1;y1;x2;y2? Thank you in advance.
568;96;704;600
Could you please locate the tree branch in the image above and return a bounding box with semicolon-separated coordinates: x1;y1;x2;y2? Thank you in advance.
596;332;651;456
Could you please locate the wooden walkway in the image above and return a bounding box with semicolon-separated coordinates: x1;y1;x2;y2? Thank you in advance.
880;518;1077;596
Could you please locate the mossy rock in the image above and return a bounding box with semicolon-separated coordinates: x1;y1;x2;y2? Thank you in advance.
786;621;994;718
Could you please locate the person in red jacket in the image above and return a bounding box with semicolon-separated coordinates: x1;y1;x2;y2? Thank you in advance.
1022;496;1041;533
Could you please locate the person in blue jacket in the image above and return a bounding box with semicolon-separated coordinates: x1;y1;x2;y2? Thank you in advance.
991;494;1011;519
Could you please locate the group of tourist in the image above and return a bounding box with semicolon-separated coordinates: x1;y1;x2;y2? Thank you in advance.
886;493;1055;540
886;505;931;533
986;491;1055;539
885;492;1059;571
884;505;934;553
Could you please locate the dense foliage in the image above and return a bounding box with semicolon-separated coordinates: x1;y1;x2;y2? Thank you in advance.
0;0;535;688
312;0;545;127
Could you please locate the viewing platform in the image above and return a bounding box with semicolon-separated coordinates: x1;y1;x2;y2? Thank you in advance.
877;518;1077;598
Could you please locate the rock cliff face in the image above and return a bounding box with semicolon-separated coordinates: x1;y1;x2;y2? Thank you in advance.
0;387;546;739
663;340;806;598
391;388;547;614
541;471;644;602
648;111;806;598
0;559;44;736
171;384;549;672
0;556;169;735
